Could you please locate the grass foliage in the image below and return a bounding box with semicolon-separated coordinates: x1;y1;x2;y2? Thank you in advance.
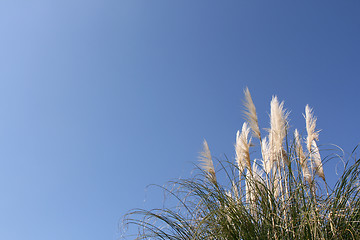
123;89;360;239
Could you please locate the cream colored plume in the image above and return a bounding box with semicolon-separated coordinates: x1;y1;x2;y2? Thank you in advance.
269;96;289;161
235;122;252;175
305;105;319;153
261;137;272;174
199;139;216;183
294;129;311;183
243;87;261;140
311;140;325;182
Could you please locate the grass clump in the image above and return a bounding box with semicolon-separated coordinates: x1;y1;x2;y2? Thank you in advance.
122;88;360;240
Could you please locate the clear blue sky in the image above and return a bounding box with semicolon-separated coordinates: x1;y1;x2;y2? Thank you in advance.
0;1;359;239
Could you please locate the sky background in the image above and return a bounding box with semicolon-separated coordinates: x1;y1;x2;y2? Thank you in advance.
0;1;359;239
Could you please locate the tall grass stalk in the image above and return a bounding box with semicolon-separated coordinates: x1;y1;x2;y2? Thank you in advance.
123;89;360;240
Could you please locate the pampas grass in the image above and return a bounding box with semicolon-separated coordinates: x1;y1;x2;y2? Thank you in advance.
235;122;252;175
199;139;216;183
243;87;261;140
269;96;289;162
305;105;319;154
311;140;325;182
294;129;311;183
261;137;271;175
122;89;360;240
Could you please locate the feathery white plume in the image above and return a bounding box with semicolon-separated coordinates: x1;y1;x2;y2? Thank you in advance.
269;96;289;161
199;139;216;183
294;129;311;183
261;137;272;174
311;140;325;182
235;130;246;174
305;105;319;153
235;122;252;175
243;87;261;140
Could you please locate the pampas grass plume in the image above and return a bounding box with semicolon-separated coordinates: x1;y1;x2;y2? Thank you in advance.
243;87;261;140
235;122;252;175
269;96;289;160
294;129;311;183
199;139;216;183
261;137;272;174
305;105;319;153
311;140;325;182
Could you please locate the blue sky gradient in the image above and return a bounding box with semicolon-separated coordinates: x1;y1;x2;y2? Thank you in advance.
0;1;359;239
